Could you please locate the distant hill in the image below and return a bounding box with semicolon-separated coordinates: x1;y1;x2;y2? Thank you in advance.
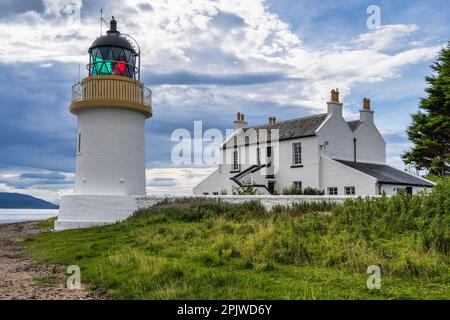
0;192;58;209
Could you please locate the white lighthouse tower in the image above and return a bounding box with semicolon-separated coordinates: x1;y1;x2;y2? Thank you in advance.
55;17;152;230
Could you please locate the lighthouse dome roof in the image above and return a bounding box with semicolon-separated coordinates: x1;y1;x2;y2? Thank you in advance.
89;17;136;54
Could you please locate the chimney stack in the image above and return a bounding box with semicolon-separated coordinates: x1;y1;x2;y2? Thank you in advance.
360;98;374;122
268;116;276;124
327;88;343;117
234;112;248;130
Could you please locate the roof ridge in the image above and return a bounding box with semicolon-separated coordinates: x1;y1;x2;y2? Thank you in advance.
245;112;327;129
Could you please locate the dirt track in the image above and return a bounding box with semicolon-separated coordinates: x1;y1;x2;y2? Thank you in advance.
0;221;99;300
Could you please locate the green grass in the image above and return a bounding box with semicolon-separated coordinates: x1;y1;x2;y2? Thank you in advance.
37;216;57;229
22;181;450;299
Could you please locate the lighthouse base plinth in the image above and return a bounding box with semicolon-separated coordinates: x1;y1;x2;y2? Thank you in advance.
54;195;140;231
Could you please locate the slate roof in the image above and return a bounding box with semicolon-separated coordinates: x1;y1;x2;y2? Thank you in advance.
334;159;435;187
244;113;328;141
347;120;362;132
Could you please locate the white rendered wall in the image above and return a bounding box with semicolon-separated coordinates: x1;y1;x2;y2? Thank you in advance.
380;185;430;195
137;194;360;211
193;166;233;195
194;136;322;195
317;114;355;162
273;136;320;193
354;120;386;164
75;107;146;195
320;156;377;195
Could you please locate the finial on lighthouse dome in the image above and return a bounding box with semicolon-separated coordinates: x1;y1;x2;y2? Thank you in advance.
108;16;118;33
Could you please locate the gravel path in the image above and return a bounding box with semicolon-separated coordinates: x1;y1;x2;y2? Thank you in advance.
0;221;99;300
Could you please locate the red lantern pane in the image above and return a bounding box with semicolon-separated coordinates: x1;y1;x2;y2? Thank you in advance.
113;60;126;75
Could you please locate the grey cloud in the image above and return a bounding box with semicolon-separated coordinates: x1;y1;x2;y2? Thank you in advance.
0;62;77;172
55;32;88;42
143;71;299;86
20;172;67;180
211;10;246;30
137;3;153;12
147;177;177;187
0;171;74;190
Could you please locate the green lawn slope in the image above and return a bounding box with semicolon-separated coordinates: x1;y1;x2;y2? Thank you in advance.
23;180;450;299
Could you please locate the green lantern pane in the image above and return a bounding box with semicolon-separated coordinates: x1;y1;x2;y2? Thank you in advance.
92;57;112;75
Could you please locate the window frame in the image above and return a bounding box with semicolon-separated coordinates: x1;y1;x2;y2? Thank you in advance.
328;187;338;195
232;149;240;171
292;142;302;166
293;181;302;190
344;186;355;195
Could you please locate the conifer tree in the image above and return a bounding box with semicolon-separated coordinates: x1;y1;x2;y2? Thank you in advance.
402;42;450;177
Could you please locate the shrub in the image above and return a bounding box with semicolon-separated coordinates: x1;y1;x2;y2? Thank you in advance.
232;185;260;195
303;187;325;195
272;201;337;216
281;185;303;195
281;186;325;195
331;179;450;252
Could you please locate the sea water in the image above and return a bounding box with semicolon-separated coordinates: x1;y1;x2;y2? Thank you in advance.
0;209;58;224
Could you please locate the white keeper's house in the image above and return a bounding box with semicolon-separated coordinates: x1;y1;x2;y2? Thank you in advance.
194;89;435;196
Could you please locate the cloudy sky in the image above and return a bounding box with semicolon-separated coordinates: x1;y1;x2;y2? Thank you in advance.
0;0;448;203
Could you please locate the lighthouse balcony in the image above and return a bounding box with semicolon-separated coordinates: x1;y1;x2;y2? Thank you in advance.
70;75;152;118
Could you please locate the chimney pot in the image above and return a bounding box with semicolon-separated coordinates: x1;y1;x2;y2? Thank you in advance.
330;88;340;103
360;98;374;122
363;98;371;110
234;111;247;130
327;89;343;117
